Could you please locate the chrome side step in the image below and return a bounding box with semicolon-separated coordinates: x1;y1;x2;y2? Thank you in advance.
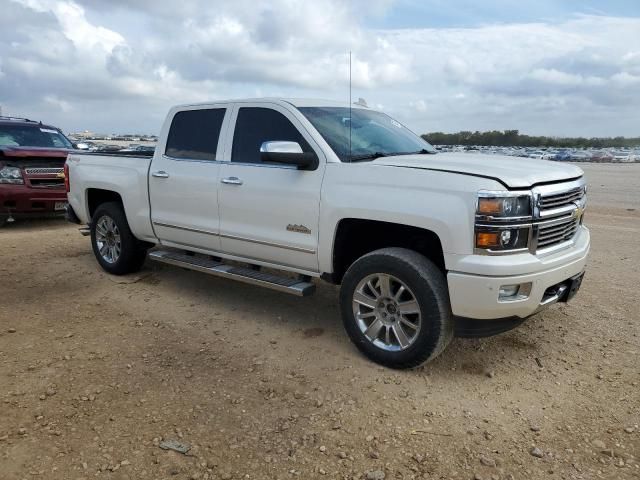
148;250;316;297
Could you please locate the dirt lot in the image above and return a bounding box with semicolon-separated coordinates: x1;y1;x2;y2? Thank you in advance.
1;163;638;480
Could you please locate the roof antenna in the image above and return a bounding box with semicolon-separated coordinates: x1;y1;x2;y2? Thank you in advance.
349;51;352;162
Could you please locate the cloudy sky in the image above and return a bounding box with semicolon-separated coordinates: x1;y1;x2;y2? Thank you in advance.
1;0;639;136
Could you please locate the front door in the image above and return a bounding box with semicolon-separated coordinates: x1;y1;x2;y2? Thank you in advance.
149;106;229;252
218;103;325;272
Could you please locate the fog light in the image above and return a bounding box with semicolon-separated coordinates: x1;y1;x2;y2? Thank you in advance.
498;282;532;301
499;285;520;298
500;230;512;246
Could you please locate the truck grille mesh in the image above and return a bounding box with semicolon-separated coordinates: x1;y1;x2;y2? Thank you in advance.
24;167;64;175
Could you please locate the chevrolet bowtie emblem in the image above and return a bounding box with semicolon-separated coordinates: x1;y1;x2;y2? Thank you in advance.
573;206;584;219
57;172;66;179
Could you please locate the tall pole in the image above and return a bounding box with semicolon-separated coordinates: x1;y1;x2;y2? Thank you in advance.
349;51;352;162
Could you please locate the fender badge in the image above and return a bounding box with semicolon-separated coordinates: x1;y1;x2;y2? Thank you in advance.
287;224;311;234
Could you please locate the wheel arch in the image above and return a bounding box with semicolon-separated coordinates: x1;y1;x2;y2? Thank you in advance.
325;218;446;284
86;188;124;221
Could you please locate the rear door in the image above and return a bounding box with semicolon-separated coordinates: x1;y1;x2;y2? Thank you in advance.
149;105;230;251
217;102;325;272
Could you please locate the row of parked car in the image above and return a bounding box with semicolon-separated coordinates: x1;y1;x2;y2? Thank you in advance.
72;141;156;154
436;145;640;162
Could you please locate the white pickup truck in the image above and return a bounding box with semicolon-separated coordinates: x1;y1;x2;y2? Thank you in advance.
65;98;589;368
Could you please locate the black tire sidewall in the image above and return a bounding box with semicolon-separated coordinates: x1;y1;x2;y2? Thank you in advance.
90;202;146;275
340;248;452;368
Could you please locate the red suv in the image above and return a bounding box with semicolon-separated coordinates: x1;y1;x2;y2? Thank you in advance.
0;117;75;226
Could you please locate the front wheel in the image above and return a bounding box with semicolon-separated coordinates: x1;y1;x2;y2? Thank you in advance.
339;248;454;369
90;202;148;275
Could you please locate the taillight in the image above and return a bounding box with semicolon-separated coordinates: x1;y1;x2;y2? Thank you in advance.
64;162;70;193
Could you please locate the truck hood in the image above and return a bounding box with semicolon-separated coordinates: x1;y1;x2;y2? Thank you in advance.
372;152;583;189
0;146;72;158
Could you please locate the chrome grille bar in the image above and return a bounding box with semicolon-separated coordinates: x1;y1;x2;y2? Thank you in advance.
24;167;64;175
533;178;586;252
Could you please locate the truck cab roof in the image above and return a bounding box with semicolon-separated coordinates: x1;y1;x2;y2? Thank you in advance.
171;97;369;110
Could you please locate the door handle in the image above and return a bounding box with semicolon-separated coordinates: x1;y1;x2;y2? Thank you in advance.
152;171;170;178
221;176;243;185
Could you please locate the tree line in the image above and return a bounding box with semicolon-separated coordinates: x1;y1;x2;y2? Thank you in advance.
421;130;640;148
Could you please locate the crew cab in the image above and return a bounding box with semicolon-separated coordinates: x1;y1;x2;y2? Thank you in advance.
65;99;589;368
0;116;74;226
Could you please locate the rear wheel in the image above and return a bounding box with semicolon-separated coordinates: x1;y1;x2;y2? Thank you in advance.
91;202;148;275
340;247;453;369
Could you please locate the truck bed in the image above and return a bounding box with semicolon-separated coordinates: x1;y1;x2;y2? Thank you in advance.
66;151;156;242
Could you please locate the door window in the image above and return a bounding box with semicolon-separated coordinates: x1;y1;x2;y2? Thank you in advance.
231;107;310;164
165;108;225;160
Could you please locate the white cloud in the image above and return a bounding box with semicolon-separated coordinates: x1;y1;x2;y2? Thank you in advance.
0;1;639;137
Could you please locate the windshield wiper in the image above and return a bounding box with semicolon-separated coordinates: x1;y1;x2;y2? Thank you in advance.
393;149;436;155
348;149;435;162
348;152;389;162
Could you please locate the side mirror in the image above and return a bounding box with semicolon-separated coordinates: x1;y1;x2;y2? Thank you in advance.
260;141;318;171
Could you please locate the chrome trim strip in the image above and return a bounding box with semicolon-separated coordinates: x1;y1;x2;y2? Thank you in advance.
162;154;223;164
153;221;316;254
153;221;218;236
220;232;316;254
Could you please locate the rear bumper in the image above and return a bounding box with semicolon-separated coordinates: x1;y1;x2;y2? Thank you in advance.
447;228;590;320
0;184;67;216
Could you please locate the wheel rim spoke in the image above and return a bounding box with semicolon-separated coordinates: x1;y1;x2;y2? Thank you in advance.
398;299;420;315
366;280;380;298
392;324;411;349
393;285;405;301
400;316;419;330
377;274;392;298
353;291;377;309
364;318;384;340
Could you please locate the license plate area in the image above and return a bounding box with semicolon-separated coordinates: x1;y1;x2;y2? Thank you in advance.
54;201;67;211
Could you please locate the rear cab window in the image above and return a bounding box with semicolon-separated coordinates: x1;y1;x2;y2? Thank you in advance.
165;108;226;160
231;107;311;164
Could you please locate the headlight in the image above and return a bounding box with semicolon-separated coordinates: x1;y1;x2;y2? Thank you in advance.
477;193;531;218
475;191;532;253
0;166;24;184
475;226;530;251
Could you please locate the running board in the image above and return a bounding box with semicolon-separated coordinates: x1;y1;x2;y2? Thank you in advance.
148;250;316;297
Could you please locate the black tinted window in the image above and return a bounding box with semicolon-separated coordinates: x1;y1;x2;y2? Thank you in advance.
165;108;225;160
231;107;310;164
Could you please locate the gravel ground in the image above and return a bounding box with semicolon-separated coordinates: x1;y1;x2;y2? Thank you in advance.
1;163;638;480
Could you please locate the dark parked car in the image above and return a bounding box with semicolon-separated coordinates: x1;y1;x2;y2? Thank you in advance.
0;116;74;226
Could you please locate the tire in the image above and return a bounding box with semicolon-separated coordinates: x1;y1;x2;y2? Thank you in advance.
0;217;7;228
90;202;148;275
340;247;454;369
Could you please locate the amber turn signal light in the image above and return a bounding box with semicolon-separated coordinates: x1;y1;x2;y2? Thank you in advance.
477;198;503;215
476;232;500;248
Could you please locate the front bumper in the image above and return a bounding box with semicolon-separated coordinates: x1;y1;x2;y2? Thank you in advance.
0;184;67;217
447;227;590;320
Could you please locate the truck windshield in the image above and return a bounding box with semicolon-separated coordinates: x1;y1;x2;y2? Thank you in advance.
298;107;436;162
0;124;73;149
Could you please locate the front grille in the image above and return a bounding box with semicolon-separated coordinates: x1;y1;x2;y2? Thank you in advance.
24;167;64;175
537;215;580;249
538;187;584;212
